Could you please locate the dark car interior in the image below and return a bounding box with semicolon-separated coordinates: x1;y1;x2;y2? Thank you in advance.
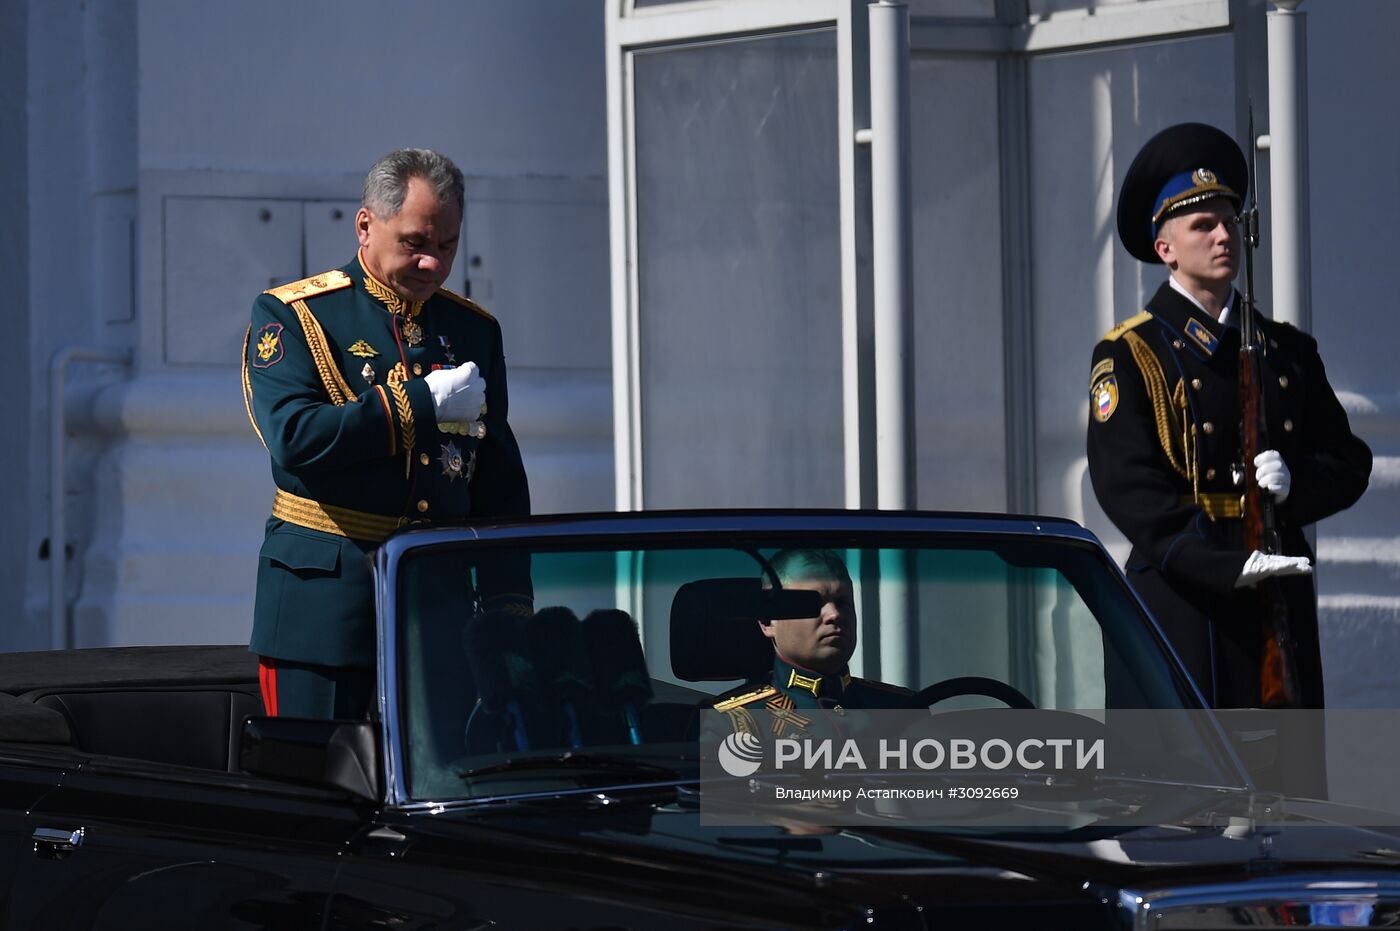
0;646;262;773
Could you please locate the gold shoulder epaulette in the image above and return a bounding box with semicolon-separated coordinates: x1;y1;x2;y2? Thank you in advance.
264;270;353;305
1101;310;1153;342
437;287;496;321
714;685;778;712
854;677;914;696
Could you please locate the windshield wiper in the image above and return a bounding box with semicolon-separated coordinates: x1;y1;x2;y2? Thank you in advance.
457;751;685;783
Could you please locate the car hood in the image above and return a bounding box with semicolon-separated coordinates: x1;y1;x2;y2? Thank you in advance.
385;788;1400;928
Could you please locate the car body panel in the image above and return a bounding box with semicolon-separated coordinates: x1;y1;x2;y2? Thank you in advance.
0;510;1397;928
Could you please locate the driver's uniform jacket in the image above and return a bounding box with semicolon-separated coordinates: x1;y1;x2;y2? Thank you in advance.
1086;281;1370;708
242;254;531;668
715;656;917;739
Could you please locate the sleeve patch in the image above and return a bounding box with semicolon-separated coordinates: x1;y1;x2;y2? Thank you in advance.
252;323;285;368
1089;357;1114;386
1091;375;1119;423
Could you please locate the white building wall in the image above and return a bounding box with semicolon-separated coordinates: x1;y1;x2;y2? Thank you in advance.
4;0;1397;707
1291;0;1400;707
6;0;613;653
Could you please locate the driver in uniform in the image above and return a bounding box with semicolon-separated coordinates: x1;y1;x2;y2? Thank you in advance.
714;548;917;739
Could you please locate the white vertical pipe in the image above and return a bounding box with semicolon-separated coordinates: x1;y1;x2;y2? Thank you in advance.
1267;0;1310;331
839;4;867;511
869;1;917;688
869;0;914;511
50;347;129;650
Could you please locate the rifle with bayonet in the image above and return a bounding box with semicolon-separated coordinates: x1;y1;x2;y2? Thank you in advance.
1239;111;1301;708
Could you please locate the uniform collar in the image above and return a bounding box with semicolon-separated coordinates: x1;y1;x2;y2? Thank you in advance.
353;251;425;319
1167;274;1235;325
773;655;852;700
1147;280;1238;359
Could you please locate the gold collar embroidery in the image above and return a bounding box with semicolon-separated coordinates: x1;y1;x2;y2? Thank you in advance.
358;252;425;319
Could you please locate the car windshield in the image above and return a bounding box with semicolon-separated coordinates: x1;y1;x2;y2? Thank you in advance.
388;522;1237;815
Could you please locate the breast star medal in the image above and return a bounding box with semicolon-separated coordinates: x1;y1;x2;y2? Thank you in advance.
438;335;456;364
402;318;424;347
439;441;465;481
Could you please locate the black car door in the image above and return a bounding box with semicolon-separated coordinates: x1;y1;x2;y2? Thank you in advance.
12;752;370;930
0;744;71;920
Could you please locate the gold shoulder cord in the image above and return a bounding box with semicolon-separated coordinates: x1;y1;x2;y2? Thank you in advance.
290;299;356;405
724;706;759;738
243;307;358;448
1124;331;1192;482
240;326;267;449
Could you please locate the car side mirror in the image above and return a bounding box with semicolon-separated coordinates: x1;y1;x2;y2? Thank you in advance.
240;716;381;802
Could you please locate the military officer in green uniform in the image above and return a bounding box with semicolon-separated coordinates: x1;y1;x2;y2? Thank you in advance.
715;549;916;737
243;148;531;719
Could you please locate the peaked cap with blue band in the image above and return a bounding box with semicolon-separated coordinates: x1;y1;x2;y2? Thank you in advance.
1116;122;1249;264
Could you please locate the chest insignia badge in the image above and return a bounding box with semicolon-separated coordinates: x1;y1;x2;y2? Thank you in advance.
438;335;456;364
439;441;466;481
361;362;375;385
1184;317;1219;356
402;319;424;347
348;340;378;358
1092;375;1119;423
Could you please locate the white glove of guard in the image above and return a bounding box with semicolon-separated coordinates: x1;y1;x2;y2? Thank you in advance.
423;361;484;423
1235;549;1312;588
1254;449;1291;504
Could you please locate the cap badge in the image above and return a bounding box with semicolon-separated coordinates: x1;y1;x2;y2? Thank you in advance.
1192;168;1217;186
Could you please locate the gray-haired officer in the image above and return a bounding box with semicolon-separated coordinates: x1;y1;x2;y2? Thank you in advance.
1086;123;1370;710
243;148;531;719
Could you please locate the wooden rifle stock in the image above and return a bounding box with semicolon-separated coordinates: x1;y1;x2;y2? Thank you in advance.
1239;112;1300;708
1239;340;1300;708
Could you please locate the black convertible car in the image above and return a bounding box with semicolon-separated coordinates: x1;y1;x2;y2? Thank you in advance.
2;510;1399;929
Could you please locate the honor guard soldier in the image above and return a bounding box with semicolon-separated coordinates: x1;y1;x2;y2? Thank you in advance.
715;549;917;739
1087;123;1370;710
243;148;531;719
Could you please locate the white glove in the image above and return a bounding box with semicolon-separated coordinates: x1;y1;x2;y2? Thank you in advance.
423;362;484;423
1254;449;1291;504
1235;550;1312;588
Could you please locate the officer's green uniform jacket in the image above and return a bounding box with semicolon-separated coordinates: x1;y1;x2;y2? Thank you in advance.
242;254;531;667
1086;282;1370;708
715;656;917;738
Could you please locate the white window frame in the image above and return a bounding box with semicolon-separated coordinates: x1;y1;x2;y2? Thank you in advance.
606;0;1252;512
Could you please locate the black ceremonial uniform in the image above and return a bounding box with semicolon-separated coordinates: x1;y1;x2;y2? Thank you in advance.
1087;282;1370;707
242;254;531;674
